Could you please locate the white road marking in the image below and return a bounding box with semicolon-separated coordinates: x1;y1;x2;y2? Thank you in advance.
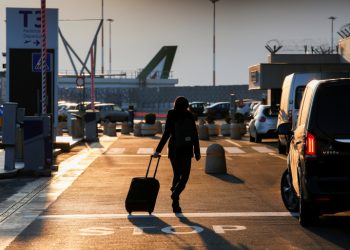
200;147;207;154
31;212;298;220
137;148;154;155
225;139;242;147
224;147;245;154
105;148;125;155
251;146;275;153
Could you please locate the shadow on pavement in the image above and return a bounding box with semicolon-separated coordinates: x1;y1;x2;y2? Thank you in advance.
207;173;244;184
128;214;249;249
177;214;249;249
303;215;350;249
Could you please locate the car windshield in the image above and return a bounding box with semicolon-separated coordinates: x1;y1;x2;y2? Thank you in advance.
263;106;279;117
314;84;350;136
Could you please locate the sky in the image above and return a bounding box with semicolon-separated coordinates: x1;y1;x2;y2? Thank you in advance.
1;0;350;86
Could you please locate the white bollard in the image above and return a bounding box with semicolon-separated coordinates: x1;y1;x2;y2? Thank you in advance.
205;144;227;174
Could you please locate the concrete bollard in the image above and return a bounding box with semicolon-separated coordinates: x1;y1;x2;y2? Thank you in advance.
141;123;157;136
198;124;209;140
205;144;227;174
230;123;241;139
133;123;142;136
71;117;83;139
156;121;163;134
121;121;130;135
104;122;116;136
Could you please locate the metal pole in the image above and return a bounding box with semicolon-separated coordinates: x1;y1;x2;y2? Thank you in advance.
329;16;336;54
91;47;95;110
40;0;47;114
210;0;219;87
101;0;105;75
107;19;114;78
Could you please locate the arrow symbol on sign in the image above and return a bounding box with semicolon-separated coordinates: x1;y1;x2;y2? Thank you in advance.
24;40;31;44
34;40;40;46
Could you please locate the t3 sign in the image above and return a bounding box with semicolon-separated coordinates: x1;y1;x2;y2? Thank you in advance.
6;8;58;49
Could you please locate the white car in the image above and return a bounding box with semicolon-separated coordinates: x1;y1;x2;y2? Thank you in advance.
248;105;278;143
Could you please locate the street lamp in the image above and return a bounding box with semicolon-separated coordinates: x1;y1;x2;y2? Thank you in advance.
101;0;105;75
107;18;114;77
329;16;336;54
210;0;219;86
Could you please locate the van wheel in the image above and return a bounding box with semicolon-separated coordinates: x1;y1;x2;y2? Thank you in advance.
278;141;287;154
280;169;298;212
299;182;319;227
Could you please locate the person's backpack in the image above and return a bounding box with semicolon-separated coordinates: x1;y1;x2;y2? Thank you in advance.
174;117;195;148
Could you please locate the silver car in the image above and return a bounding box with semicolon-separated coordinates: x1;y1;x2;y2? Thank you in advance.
248;105;278;143
94;103;128;123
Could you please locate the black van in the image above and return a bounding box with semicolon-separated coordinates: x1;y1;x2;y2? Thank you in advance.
279;78;350;226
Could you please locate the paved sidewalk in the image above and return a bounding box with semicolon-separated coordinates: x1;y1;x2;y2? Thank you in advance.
0;136;82;178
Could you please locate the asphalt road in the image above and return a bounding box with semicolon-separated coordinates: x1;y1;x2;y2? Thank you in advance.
0;134;349;249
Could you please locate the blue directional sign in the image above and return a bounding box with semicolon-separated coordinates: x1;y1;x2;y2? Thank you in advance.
32;52;52;72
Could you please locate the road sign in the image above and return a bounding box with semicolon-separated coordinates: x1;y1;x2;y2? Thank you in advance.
6;8;58;49
32;52;52;72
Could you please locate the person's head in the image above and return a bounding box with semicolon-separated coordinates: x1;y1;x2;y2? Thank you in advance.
174;96;189;111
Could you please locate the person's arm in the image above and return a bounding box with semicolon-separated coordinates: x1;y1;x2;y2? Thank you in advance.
153;111;172;156
192;115;201;161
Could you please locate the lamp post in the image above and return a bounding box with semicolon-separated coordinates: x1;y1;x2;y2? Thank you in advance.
101;0;105;75
210;0;219;86
329;16;336;54
107;18;114;77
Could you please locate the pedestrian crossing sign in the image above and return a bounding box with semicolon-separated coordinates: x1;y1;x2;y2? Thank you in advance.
32;52;52;72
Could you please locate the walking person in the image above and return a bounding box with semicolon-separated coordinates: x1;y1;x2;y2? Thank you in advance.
153;96;201;213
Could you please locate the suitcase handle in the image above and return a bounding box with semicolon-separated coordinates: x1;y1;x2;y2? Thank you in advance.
146;155;161;178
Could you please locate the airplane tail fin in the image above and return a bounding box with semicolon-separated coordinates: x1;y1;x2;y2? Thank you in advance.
137;46;177;81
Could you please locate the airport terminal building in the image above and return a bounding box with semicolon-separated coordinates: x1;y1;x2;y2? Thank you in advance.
249;36;350;106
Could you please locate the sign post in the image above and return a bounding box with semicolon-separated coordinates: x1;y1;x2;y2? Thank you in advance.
40;0;47;114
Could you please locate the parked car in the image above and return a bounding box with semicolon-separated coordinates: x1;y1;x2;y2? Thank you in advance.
248;105;278;143
189;101;208;117
58;101;78;116
203;102;230;119
94;103;128;123
236;99;253;119
279;78;350;226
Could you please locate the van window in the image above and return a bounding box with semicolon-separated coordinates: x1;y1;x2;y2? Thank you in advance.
314;84;350;136
298;87;312;126
294;86;306;109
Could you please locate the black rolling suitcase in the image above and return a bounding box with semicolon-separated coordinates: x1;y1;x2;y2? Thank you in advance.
125;156;160;215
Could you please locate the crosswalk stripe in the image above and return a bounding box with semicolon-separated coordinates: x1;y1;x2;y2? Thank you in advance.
137;148;154;154
105;148;125;155
225;139;242;147
251;146;274;153
224;147;245;154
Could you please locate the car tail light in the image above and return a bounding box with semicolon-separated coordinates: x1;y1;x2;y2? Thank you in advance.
259;116;266;122
306;132;316;155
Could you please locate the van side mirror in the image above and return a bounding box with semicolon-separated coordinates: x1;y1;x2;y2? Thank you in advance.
277;122;293;136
